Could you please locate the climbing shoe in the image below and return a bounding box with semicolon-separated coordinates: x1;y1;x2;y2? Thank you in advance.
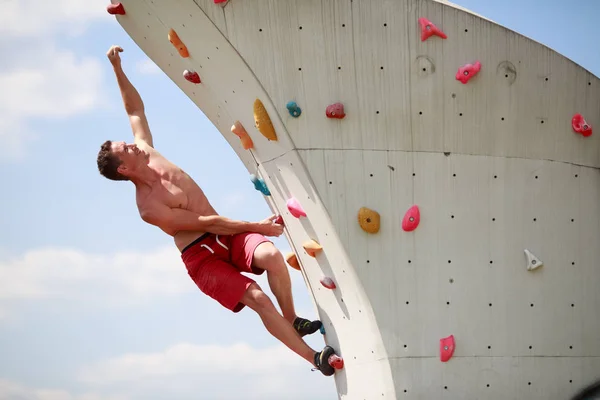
313;345;336;376
293;317;322;337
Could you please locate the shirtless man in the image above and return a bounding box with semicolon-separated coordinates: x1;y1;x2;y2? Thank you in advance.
96;45;338;376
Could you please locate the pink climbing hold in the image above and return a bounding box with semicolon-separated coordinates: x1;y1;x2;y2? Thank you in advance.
440;335;455;362
287;197;307;218
106;2;125;15
320;277;336;289
402;205;420;232
456;61;481;84
572;113;592;137
326;103;346;119
183;70;201;84
418;17;447;41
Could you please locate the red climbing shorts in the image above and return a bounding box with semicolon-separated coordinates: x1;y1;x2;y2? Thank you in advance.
181;232;271;313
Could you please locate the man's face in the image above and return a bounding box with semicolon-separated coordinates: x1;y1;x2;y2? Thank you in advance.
111;141;148;174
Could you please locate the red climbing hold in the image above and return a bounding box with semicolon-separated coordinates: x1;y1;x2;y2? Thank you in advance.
326;103;345;119
320;277;336;289
456;61;481;84
214;0;227;3
440;335;455;362
418;17;447;41
106;2;125;15
183;70;201;84
572;113;592;137
402;205;420;232
274;215;284;225
329;354;344;369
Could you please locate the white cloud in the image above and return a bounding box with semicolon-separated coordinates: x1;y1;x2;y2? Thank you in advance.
0;379;125;400
78;342;336;400
0;0;109;37
0;0;110;161
135;59;161;75
0;245;192;306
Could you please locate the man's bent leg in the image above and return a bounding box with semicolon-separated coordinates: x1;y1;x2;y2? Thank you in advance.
252;242;296;321
241;282;316;365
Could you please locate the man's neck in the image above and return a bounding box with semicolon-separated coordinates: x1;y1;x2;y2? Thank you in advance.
130;165;159;187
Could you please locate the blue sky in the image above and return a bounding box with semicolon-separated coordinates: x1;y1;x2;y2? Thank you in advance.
0;0;598;399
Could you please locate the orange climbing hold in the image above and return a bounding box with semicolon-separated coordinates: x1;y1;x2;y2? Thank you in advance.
456;61;481;84
418;17;447;41
402;205;420;232
231;121;254;150
440;335;455;362
286;253;301;271
326;103;345;119
358;207;380;233
168;29;189;58
253;99;277;141
183;70;201;84
572;113;592;137
320;277;336;289
303;240;322;257
107;2;125;15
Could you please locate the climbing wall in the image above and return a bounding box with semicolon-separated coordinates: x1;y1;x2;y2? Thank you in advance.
109;0;600;398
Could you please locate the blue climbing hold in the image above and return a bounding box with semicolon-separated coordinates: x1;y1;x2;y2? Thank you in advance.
250;174;271;196
286;101;301;118
320;325;326;335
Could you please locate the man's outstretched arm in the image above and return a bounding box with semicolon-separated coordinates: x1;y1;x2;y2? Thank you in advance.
107;45;154;148
139;202;284;237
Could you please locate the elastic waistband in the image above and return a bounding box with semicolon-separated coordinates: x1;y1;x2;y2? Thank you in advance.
181;233;211;254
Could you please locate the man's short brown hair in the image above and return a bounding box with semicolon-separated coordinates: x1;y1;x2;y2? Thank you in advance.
97;140;129;181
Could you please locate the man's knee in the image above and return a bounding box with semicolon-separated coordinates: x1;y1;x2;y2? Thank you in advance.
242;282;274;312
253;242;284;271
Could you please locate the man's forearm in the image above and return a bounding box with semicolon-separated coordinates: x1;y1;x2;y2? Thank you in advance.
113;64;144;115
167;208;261;235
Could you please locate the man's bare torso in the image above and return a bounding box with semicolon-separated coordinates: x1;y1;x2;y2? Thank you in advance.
135;142;216;251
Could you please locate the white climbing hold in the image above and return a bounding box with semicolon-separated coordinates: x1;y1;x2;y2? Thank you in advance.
524;249;543;271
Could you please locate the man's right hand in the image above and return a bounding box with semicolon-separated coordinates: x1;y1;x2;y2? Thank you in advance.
106;45;123;66
257;214;284;237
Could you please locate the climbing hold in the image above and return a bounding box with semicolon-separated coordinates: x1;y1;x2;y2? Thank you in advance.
303;240;322;257
524;249;543;271
328;353;344;370
418;17;447;41
402;205;420;232
183;70;201;84
250;174;270;196
274;215;284;225
572;113;592;137
231;121;254;150
440;335;455;362
253;99;277;141
285;252;301;271
287;197;307;218
106;2;125;15
286;101;302;117
320;276;336;289
214;0;227;3
319;325;326;335
358;207;380;234
326;103;346;119
456;61;481;84
168;29;189;58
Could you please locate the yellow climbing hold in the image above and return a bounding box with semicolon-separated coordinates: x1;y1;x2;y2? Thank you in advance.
285;252;301;271
303;240;322;257
253;99;277;141
168;28;189;58
358;207;380;234
231;121;254;150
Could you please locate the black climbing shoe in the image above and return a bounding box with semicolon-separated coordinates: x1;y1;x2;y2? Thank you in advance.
293;317;322;337
313;345;336;376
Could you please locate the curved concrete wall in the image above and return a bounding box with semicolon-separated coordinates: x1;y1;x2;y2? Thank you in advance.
113;0;600;398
